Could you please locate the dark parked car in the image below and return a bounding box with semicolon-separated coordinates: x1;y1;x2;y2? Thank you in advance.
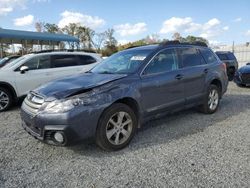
21;41;228;151
215;51;238;81
0;55;20;68
234;62;250;87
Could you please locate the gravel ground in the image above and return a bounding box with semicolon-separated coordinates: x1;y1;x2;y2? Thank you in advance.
0;83;250;188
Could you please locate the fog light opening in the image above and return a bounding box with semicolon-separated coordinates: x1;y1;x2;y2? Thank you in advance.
54;132;65;144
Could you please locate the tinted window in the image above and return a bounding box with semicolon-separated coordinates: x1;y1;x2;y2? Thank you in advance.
78;55;96;65
227;53;236;60
143;48;178;75
22;56;51;70
51;55;78;68
216;53;228;60
179;48;204;68
201;49;218;64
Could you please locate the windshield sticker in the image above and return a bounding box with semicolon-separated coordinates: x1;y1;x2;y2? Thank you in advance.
130;56;146;61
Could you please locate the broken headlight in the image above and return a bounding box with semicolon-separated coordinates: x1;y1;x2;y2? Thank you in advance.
44;97;97;113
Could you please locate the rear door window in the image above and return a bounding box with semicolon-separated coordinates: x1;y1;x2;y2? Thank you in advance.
78;55;97;65
143;48;179;75
51;55;78;68
201;49;218;64
178;47;205;68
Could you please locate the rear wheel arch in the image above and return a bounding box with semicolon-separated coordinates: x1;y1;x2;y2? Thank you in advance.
209;79;222;97
228;66;236;70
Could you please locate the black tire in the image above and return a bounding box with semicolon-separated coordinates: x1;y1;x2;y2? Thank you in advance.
199;84;220;114
95;103;137;151
236;83;247;88
227;68;235;81
0;87;13;112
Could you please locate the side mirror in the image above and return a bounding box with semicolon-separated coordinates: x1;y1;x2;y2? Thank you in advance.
246;62;250;66
20;66;29;74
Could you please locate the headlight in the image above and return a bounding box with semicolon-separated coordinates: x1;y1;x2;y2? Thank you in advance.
44;97;97;114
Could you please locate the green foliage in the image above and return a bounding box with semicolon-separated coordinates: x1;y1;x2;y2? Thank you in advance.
183;35;209;44
102;29;118;56
101;45;118;57
43;23;60;33
172;32;209;45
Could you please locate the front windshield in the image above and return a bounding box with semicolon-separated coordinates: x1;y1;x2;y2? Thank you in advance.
91;49;152;74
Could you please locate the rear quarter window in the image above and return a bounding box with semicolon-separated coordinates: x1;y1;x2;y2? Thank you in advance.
51;55;78;68
201;49;218;64
78;55;97;65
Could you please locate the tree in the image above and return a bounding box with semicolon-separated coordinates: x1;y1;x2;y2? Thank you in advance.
62;23;79;36
35;22;44;32
102;29;118;56
73;26;95;50
104;29;117;47
171;33;208;45
43;23;60;33
144;34;160;44
184;35;208;45
172;32;182;41
93;32;106;52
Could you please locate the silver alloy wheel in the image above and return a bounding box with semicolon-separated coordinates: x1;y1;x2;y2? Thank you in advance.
106;111;133;145
208;89;219;111
0;90;9;110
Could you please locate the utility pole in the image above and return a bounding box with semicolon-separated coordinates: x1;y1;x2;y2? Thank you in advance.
0;41;3;58
232;41;235;53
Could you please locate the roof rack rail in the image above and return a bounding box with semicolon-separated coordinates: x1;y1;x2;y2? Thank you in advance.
160;40;208;47
125;43;158;50
32;49;97;54
125;45;142;49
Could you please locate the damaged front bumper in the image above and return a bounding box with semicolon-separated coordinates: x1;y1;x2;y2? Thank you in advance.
20;105;103;146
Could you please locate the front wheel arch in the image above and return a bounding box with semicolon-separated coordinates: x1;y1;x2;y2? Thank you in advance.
0;82;17;101
95;103;138;151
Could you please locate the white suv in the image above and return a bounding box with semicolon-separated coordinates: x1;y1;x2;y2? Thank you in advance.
0;51;102;111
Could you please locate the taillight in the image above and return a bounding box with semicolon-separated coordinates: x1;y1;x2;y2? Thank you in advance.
221;63;227;72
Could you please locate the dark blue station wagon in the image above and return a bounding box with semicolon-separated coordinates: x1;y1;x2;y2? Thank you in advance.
21;41;228;151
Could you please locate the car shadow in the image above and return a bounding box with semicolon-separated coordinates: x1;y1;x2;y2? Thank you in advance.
69;93;250;156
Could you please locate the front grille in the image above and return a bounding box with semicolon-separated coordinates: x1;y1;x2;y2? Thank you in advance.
22;92;44;116
241;73;250;82
44;131;55;140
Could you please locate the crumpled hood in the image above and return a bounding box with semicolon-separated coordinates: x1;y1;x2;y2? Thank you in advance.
239;65;250;73
34;73;127;100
